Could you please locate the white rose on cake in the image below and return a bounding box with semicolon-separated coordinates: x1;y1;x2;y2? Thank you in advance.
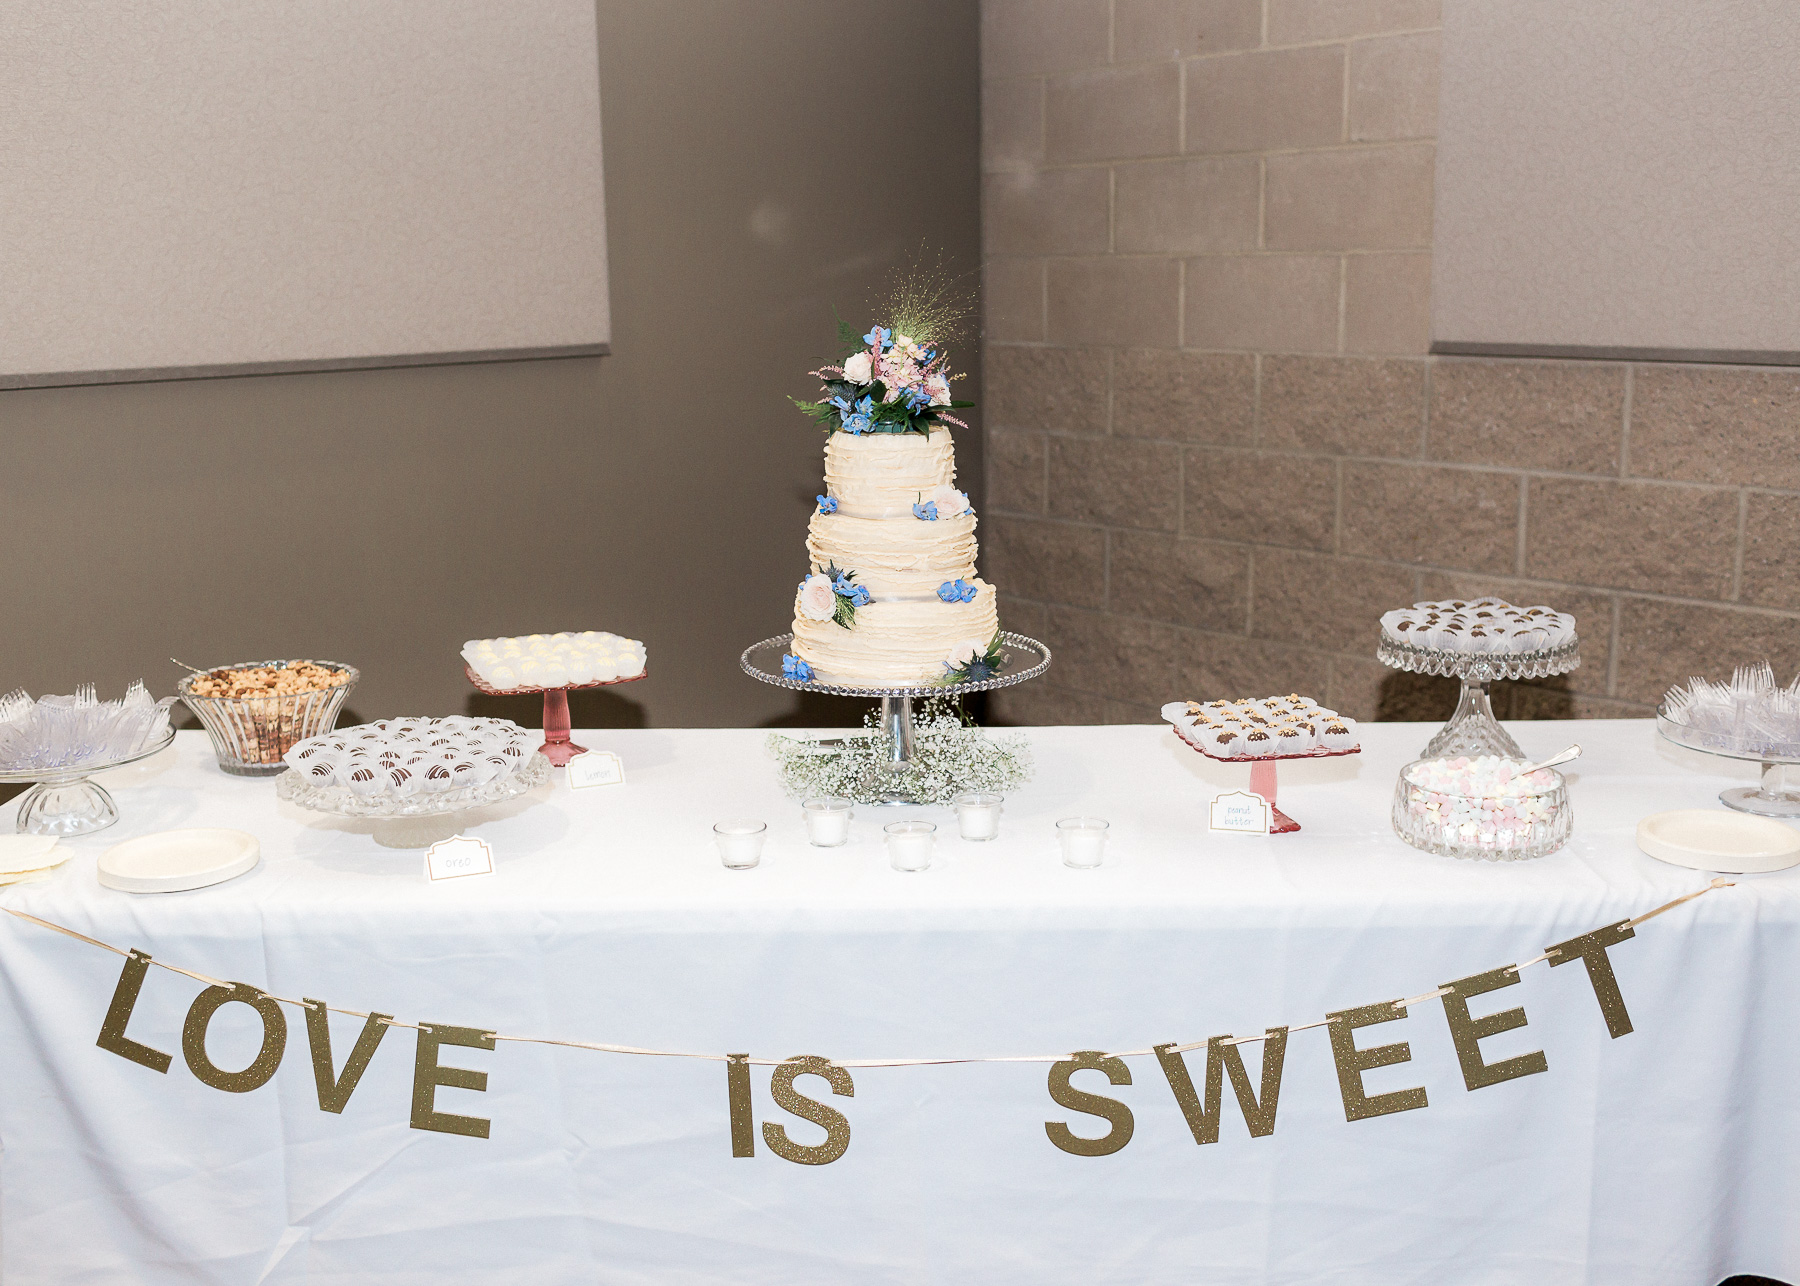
930;484;970;515
843;352;874;384
798;573;837;621
947;637;987;668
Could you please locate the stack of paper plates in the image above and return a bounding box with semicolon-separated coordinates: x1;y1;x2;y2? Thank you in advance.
1636;809;1800;873
98;829;260;894
0;836;67;886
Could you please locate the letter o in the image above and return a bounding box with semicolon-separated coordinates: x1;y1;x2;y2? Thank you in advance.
183;984;288;1093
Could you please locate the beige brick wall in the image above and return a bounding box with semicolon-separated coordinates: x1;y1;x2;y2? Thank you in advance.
980;0;1800;725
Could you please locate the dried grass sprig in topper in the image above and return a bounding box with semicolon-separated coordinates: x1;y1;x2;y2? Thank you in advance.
872;246;977;350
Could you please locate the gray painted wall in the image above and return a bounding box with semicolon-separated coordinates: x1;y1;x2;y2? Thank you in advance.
0;0;982;734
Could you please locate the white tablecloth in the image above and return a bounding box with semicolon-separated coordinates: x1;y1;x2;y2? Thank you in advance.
0;723;1794;1285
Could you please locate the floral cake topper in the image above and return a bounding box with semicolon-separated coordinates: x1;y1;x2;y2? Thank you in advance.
792;255;976;436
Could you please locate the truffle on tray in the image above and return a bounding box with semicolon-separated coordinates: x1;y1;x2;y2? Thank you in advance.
1380;598;1576;655
1160;694;1358;760
282;717;536;800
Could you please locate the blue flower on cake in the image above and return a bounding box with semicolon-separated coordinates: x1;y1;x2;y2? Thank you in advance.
912;498;939;521
937;579;979;604
863;325;890;349
781;653;815;682
816;494;838;514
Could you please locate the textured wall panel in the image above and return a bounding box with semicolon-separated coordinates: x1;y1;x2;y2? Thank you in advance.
1433;0;1800;361
0;0;610;386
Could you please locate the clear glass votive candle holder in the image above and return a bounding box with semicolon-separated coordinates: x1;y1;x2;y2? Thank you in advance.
1057;817;1109;868
713;820;767;869
802;797;853;847
884;820;936;872
953;792;1004;841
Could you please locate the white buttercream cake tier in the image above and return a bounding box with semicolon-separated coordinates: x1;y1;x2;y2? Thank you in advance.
821;427;956;512
790;581;1000;688
807;511;979;597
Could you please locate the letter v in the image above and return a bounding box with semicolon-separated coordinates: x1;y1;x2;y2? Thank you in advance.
303;998;391;1114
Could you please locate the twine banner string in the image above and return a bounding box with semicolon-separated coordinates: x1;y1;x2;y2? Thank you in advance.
0;878;1736;1070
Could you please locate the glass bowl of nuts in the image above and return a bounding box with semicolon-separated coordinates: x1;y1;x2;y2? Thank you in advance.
177;660;359;776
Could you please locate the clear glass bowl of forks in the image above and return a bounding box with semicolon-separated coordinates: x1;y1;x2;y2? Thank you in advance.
0;682;180;836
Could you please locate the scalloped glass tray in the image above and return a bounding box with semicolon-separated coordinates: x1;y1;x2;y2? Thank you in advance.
740;632;1050;698
276;752;551;818
1376;635;1581;682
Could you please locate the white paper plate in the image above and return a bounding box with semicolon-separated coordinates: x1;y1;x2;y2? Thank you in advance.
1636;809;1800;873
98;829;261;894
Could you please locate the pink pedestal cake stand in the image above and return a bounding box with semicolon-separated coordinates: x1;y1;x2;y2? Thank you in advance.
1169;717;1360;834
464;663;647;767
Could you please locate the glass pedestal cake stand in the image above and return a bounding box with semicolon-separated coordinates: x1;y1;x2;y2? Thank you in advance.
464;664;647;767
739;632;1051;805
276;752;553;848
1;727;179;837
1168;717;1357;834
1656;706;1800;819
1377;637;1582;759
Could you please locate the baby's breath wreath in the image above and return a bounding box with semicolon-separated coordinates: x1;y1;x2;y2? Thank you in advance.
766;699;1032;805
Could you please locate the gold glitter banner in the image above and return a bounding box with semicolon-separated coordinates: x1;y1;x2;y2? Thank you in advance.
0;878;1733;1165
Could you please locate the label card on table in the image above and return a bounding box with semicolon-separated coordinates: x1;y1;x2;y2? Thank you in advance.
424;836;495;882
1209;790;1271;835
567;751;625;790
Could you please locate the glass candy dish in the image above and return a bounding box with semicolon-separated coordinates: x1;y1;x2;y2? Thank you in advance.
277;750;551;848
1376;635;1580;759
739;632;1051;805
1391;755;1571;862
178;660;358;776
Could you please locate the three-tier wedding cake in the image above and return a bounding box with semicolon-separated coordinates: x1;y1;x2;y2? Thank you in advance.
785;323;1002;688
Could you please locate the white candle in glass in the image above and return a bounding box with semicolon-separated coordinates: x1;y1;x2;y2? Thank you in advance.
803;797;853;847
884;820;936;872
953;792;1003;841
1057;817;1108;868
713;820;766;869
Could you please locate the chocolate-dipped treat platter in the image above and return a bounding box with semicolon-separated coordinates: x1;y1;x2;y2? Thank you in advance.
1377;598;1580;760
1657;664;1800;818
276;717;551;848
462;633;647;767
740;632;1050;805
1162;697;1360;834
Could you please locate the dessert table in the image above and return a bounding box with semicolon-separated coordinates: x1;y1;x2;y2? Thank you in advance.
0;722;1795;1285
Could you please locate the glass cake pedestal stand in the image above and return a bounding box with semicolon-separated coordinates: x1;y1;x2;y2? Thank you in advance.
1656;707;1800;819
276;752;553;848
464;664;648;767
739;632;1052;805
1;728;179;837
1376;637;1582;760
1168;718;1357;834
